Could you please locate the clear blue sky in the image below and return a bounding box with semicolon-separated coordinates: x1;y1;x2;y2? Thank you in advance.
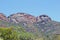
0;0;60;21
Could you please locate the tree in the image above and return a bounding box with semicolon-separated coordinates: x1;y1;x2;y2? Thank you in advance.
0;27;19;40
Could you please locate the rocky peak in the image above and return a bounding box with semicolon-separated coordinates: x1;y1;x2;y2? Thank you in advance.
0;13;8;21
37;15;51;24
0;13;52;24
8;13;36;23
8;13;52;24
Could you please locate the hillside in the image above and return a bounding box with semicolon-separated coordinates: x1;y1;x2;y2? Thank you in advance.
0;13;60;40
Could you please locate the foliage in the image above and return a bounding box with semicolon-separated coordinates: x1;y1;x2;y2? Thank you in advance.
52;34;60;40
0;27;19;40
12;26;36;40
0;26;36;40
19;32;34;40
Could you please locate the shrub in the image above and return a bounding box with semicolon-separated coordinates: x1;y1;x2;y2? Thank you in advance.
0;27;19;40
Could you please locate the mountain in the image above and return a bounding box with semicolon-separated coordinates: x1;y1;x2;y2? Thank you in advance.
8;13;36;23
0;13;60;37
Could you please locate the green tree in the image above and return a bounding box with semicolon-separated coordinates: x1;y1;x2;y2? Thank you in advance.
0;27;19;40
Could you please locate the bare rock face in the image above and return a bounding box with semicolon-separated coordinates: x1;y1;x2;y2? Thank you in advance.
37;15;51;24
8;13;52;24
0;13;8;21
8;13;36;23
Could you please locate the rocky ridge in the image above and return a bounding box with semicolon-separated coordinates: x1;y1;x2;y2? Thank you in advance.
0;13;60;35
7;13;51;23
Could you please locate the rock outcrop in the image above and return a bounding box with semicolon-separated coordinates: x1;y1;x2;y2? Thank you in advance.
37;15;51;24
8;13;36;23
0;13;8;21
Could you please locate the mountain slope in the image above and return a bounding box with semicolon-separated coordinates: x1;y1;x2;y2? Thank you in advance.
0;13;60;37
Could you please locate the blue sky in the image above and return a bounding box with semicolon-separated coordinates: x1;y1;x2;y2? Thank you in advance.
0;0;60;21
